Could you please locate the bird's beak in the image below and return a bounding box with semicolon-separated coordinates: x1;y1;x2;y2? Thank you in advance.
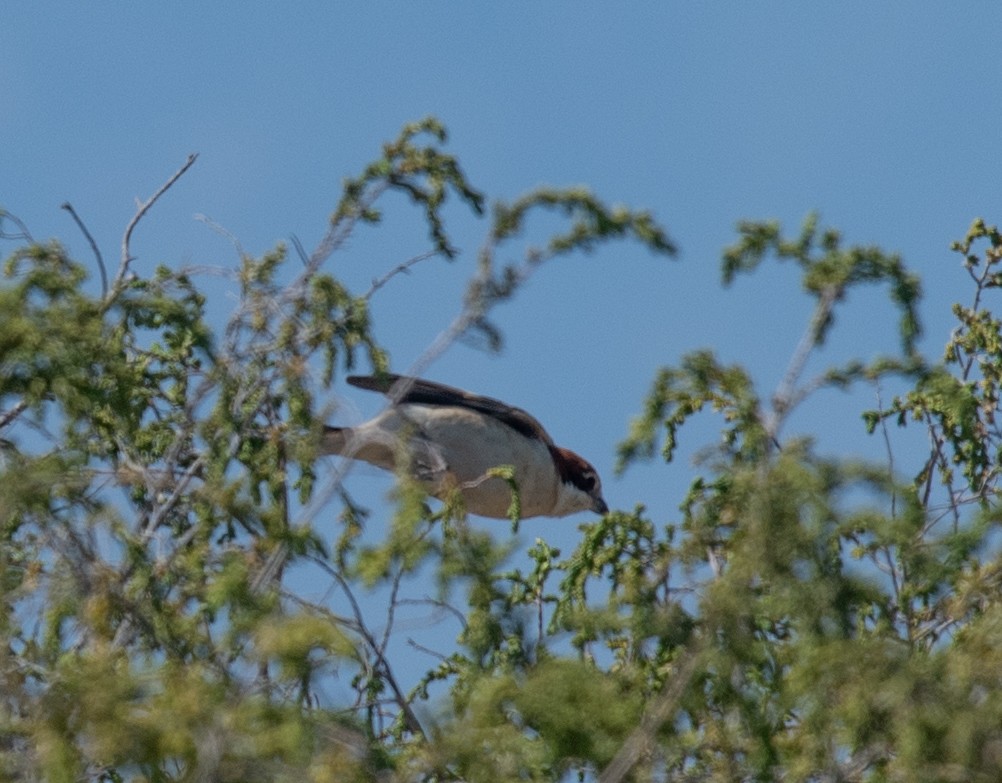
592;496;609;515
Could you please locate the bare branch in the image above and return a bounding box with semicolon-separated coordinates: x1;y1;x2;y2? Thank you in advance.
0;209;34;243
195;213;245;259
290;233;310;266
0;400;29;431
115;153;199;296
363;250;440;301
398;596;469;630
308;180;389;276
874;384;898;519
599;651;700;783
61;202;108;295
767;284;840;442
306;554;427;738
406;637;450;663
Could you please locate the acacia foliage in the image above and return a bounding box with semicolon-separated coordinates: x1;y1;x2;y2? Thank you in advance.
2;120;1002;782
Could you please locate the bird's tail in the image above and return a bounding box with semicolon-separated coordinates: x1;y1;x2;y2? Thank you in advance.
320;425;350;455
318;423;446;482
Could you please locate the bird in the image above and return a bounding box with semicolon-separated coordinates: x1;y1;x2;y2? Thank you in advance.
320;374;608;519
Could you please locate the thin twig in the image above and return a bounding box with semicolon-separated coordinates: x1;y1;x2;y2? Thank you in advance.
598;651;700;783
397;596;469;630
406;637;450;663
115;153;198;296
874;384;897;519
290;233;310;266
61;202;108;295
307;181;390;276
380;563;408;660
767;285;840;442
0;210;33;243
364;250;440;301
310;555;427;738
194;213;246;260
0;400;29;430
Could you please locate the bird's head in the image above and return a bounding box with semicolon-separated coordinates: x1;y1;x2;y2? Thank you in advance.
550;446;609;516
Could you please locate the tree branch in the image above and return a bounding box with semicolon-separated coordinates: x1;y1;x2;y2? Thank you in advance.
61;202;108;295
114;153;198;297
307;555;427;738
598;651;700;783
0;209;34;243
767;284;840;441
0;400;28;431
363;250;440;301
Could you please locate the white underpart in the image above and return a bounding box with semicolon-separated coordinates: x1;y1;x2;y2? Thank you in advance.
328;404;593;519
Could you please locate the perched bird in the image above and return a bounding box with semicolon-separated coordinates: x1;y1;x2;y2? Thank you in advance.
321;374;608;519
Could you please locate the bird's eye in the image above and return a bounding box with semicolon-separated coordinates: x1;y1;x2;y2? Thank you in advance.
580;473;596;492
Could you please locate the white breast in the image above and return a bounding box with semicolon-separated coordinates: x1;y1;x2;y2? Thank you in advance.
352;404;561;518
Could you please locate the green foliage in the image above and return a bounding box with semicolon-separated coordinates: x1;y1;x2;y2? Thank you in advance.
722;212;922;356
595;215;1002;781
0;119;680;782
335;116;486;260
617;351;765;470
865;218;1002;511
4;128;1002;782
417;659;641;782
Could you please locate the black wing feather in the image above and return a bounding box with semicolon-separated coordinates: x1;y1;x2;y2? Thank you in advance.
347;374;553;445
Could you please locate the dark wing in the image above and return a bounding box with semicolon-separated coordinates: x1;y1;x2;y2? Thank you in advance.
347;374;555;446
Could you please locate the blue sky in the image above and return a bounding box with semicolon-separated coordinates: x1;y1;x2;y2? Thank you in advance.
4;4;1002;691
